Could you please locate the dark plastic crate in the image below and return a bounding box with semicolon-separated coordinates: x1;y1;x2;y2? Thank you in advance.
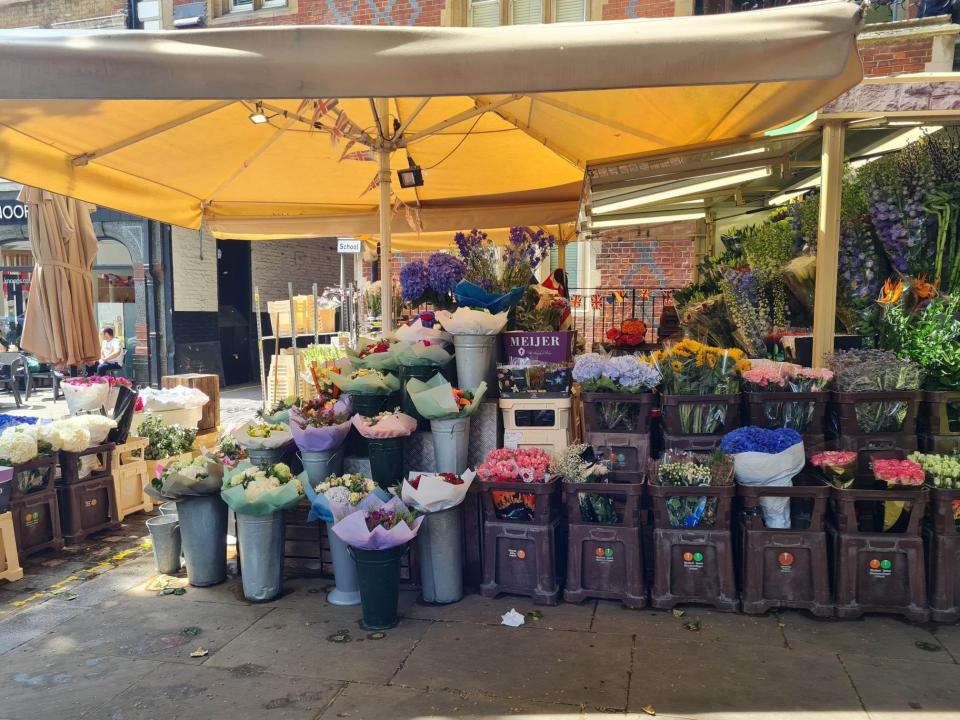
660;393;741;436
56;474;119;545
648;479;736;531
661;432;725;454
737;474;833;617
581;392;655;435
830;484;929;621
924;486;960;622
744;390;828;436
58;443;115;485
9;488;63;559
480;516;563;605
833;436;919;477
563;481;644;607
920;390;960;436
586;431;650;482
0;469;10;515
919;433;960;454
9;455;58;499
830;390;922;438
478;478;559;525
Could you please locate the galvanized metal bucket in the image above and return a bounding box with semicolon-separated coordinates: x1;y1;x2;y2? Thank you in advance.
176;494;228;587
418;506;464;604
246;447;285;468
453;334;497;398
146;515;181;575
159;501;178;517
300;448;344;487
236;511;286;602
326;521;361;606
430;417;471;475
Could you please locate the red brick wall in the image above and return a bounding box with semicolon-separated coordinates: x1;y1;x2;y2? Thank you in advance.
595;221;695;289
602;0;675;20
859;36;934;76
185;0;444;26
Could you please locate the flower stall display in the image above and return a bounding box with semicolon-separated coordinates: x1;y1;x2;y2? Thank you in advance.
305;472;384;606
477;447;553;522
0;424;57;496
742;363;833;435
332;495;423;629
222;462;306;601
406;374;488;474
873;457;926;533
828;349;923;435
205;435;247;471
261;396;301;424
329;366;402;423
232;419;293;468
62;375;132;415
351;410;417;489
720;427;805;528
574;353;660;434
290;396;353;484
550;444;615;523
437;306;510;398
393;312;453;347
810;450;858;489
655;339;749;436
345;337;401;372
650;451;735;528
910;452;960;490
399;252;466;309
146;455;223;501
401;469;477;604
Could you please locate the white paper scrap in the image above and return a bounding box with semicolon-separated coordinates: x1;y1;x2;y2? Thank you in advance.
501;608;525;628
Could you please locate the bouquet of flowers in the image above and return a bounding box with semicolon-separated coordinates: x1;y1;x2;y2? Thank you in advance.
652;450;734;528
477;447;552;522
393;312;453;347
405;374;488;420
222;462;305;515
401;469;476;513
69;414;118;445
550;444;617;524
654;339;750;434
399;252;466;309
720;427;804;528
40;419;92;453
306;472;383;522
743;363;833;433
62;375;131;415
604;318;648;349
435;307;509;336
232;419;293;450
351;409;418;439
393;340;454;368
137;415;197;461
204;435;247;470
0;424;41;465
138;385;209;412
331;495;422;550
574;353;661;432
330;366;401;396
513;283;570;332
345;337;400;372
810;450;858;489
910;452;960;489
873;457;925;532
147;455;223;501
828;349;923;433
289;396;353;452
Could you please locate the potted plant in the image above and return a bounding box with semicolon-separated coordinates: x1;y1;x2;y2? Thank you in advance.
138;415;198;480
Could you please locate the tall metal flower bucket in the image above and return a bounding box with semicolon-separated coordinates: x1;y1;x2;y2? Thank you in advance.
246;447;285;468
146;515;181;575
347;393;393;455
430;417;471;475
176;494;228;587
350;544;407;629
236;511;286;602
453;335;497;398
418;506;464;604
300;448;344;487
399;365;437;432
368;437;406;490
326;522;361;606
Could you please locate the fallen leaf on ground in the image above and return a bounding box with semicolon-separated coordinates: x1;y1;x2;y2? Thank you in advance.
915;641;941;652
640;704;656;716
190;646;208;658
671;609;685;618
182;626;201;636
683;619;701;632
526;610;543;621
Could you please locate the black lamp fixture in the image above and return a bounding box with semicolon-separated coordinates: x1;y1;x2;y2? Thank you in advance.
397;156;424;189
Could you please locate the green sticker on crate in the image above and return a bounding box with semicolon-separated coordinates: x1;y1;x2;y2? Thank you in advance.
682;551;704;570
594;547;614;563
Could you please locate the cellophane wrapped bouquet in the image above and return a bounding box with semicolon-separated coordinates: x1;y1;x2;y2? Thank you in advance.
550;444;616;523
742;362;833;432
289;396;353;453
147;455;223;501
810;450;858;489
305;472;384;523
222;462;305;515
331;495;423;550
651;450;734;528
401;469;476;514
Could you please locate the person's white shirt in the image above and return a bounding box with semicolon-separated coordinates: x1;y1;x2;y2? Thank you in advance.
101;337;123;363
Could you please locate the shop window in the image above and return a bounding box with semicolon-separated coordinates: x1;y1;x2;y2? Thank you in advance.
512;0;543;24
471;0;502;26
215;0;291;20
469;0;587;26
554;0;586;22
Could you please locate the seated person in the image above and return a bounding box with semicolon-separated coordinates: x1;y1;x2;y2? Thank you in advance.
93;327;124;375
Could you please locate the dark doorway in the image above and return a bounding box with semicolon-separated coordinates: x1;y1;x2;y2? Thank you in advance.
217;240;252;386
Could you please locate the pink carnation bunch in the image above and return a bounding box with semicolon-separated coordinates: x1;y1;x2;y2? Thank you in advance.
63;375;133;389
741;365;787;390
786;366;833;392
810;451;857;468
477;447;551;483
873;458;925;487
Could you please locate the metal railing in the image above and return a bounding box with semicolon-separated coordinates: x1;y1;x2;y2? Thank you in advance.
568;287;678;350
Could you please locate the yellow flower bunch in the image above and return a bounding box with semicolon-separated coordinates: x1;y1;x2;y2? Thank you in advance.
655;339;749;395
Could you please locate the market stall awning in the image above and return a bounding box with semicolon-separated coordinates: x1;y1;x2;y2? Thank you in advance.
0;2;863;239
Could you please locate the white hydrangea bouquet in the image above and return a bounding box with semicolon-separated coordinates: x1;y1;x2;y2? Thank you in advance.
146;455;223;501
0;425;42;466
221;462;305;515
305;472;384;523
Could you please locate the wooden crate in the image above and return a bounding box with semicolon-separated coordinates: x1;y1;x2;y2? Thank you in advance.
266;351;314;408
0;511;23;583
267;297;337;337
112;437;152;521
162;373;220;431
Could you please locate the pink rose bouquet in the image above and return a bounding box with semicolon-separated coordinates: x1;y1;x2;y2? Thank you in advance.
810;450;858;489
873;458;925;488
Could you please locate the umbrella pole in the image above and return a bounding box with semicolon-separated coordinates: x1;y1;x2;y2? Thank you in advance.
376;98;392;335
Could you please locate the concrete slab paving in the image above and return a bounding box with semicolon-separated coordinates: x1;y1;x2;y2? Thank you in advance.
0;652;160;720
88;662;345;720
778;609;951;662
628;639;868;720
16;592;273;663
403;592;597;631
842;655;960;720
318;680;584;720
0;599;88;654
393;619;633;710
205;606;432;683
929;622;960;660
592;600;786;648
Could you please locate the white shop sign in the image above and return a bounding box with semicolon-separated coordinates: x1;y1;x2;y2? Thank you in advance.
337;238;362;254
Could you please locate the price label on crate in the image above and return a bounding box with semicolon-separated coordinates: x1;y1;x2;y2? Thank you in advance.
503;431;522;450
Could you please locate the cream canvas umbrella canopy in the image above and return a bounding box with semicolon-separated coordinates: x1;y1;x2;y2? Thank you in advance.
0;1;863;329
18;186;100;367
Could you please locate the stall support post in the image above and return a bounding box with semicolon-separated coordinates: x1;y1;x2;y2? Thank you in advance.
288;281;299;388
376;97;393;334
557;239;566;269
811;121;845;368
254;286;267;413
312;282;319;347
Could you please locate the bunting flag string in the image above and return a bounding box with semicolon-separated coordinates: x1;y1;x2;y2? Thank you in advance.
359;172;380;197
591;294;605;310
570;294;582;310
340;148;375;163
